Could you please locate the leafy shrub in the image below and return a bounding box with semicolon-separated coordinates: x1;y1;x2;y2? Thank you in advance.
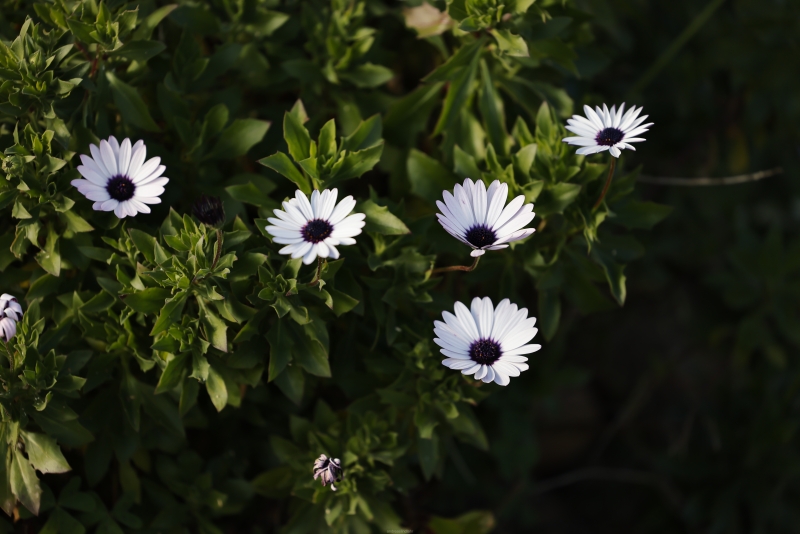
0;0;670;532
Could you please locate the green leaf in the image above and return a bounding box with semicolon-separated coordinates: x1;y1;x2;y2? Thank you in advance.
106;72;160;132
251;466;293;499
340;63;394;88
283;109;312;162
258;152;311;194
535;183;582;215
418;435;438;482
274;364;304;405
150;292;188;336
226;182;274;208
207;119;270;160
590;247;627;306
11;449;42;515
424;39;484;83
267;320;293;382
317;119;337;160
429;510;496;534
432;48;481;136
611;200;673;229
327;143;384;185
128;229;156;263
20;431;71;474
342;115;382;152
478;60;509;157
154;353;188;394
453;145;482;179
407;149;457;203
205;367;228;412
124;288;170;314
137;381;185;437
108;40;166;61
358;199;410;235
133;4;178;40
490;29;529;57
291;325;331;378
61;211;93;233
329;288;359;317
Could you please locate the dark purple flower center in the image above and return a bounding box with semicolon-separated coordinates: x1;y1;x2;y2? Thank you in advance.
465;225;496;248
106;175;135;201
469;338;501;365
595;127;624;146
302;219;333;243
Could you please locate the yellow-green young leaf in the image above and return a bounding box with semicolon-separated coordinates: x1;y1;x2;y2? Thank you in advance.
490;29;529;57
327;143;384;185
20;431;71;474
317;119;337;160
106;72;160;132
453;145;482;179
205;367;228;412
150;292;188;336
342;115;382;151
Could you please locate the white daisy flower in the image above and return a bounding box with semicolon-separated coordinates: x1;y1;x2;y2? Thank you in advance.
434;297;540;386
436;178;535;258
562;103;653;158
71;136;169;218
266;189;365;265
0;293;22;342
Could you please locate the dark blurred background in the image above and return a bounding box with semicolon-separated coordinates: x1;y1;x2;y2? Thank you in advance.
423;0;800;531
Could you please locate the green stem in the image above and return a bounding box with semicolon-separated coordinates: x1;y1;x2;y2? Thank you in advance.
308;257;324;287
593;158;617;210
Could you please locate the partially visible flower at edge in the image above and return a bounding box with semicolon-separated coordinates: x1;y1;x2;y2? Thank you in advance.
562;103;653;158
403;1;454;38
313;454;343;491
0;293;23;342
266;188;365;265
436;178;536;258
71;135;169;219
434;296;540;386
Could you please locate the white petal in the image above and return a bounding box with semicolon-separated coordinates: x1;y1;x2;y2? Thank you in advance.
470;249;485;257
77;165;108;186
329;195;356;225
302;245;318;264
492;366;510;386
100;139;118;176
133;157;161;182
118;138;132;176
491;195;524;231
294;190;314;220
609;146;621;157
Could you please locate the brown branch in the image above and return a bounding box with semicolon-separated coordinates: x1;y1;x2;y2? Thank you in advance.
534;467;683;509
429;255;480;276
638;167;783;186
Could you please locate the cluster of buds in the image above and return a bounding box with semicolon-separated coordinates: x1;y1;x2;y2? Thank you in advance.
313;454;343;491
0;294;23;342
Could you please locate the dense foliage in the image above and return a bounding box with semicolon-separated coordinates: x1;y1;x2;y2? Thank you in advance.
0;0;795;532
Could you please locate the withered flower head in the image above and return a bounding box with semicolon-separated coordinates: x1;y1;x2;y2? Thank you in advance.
313;454;343;491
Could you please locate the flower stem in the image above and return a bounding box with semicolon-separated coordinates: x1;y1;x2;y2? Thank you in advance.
593;158;617;210
309;257;324;287
430;255;481;276
211;229;223;271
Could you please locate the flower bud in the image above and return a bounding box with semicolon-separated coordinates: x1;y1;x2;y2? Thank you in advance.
192;195;225;228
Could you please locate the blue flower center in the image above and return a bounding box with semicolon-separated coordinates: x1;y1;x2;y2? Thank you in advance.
465;225;496;248
595;127;624;146
106;175;135;201
302;219;333;243
469;338;501;365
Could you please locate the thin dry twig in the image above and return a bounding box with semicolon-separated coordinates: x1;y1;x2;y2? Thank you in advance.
638;167;783;186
